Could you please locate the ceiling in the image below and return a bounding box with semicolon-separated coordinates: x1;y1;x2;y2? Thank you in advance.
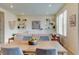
0;3;64;16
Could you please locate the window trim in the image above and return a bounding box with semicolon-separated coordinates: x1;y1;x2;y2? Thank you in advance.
56;10;67;36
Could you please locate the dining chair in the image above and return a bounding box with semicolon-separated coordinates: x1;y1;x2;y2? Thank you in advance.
23;36;32;41
1;47;23;55
36;48;58;55
39;36;49;41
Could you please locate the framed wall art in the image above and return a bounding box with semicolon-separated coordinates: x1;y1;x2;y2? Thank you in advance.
8;20;16;30
32;21;41;29
69;14;76;27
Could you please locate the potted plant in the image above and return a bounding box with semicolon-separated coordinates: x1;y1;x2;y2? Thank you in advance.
12;33;16;40
28;37;38;45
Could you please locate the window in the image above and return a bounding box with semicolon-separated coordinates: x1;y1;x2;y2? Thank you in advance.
56;10;67;36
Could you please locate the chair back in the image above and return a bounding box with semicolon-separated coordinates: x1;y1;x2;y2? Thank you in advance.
1;47;23;55
23;36;32;41
36;48;58;55
40;36;49;41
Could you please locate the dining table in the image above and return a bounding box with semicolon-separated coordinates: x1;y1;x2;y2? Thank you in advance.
0;40;67;55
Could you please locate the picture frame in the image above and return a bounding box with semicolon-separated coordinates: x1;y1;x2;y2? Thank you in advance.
8;20;16;30
32;21;40;29
69;14;76;27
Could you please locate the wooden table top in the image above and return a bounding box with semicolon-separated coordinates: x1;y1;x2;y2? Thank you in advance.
0;40;67;53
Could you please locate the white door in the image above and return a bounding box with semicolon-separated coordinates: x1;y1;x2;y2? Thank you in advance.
0;12;4;43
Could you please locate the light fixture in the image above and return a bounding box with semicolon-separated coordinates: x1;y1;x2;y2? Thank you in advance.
48;4;52;7
10;4;14;8
21;13;24;15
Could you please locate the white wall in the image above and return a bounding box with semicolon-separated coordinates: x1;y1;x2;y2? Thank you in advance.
0;7;55;43
56;3;78;54
17;15;55;34
0;7;17;43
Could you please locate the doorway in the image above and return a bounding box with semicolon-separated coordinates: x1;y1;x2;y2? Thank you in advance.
0;12;4;43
